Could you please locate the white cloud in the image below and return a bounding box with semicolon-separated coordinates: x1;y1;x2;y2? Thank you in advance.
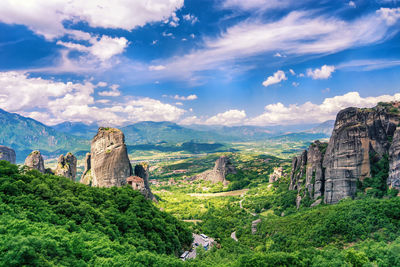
154;10;399;80
348;1;356;8
205;110;247;126
190;34;196;39
57;34;129;61
307;65;335;79
274;52;286;58
289;69;296;75
0;71;185;125
98;84;121;97
221;0;297;11
248;92;400;126
377;8;400;26
149;65;167;71
172;94;198;101
292;82;299;87
183;14;199;24
262;70;287;87
0;0;184;40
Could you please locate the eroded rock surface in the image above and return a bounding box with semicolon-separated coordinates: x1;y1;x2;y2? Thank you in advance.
306;141;328;199
389;127;400;189
89;127;132;187
289;150;307;191
269;167;283;183
55;152;77;181
25;150;45;173
323;104;400;204
134;163;156;201
0;145;16;164
192;156;236;185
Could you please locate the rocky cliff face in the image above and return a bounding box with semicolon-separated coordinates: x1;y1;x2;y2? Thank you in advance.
289;150;307;191
269;167;283;183
134;163;156;201
24;150;45;173
389;127;400;189
323;104;400;204
306;141;328;199
192;156;236;185
88;128;132;187
0;145;16;164
55;153;77;181
289;102;400;205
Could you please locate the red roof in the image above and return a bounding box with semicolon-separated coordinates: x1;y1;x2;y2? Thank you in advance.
127;176;144;183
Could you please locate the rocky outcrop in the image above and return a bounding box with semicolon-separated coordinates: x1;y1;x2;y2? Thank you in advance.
84;127;132;187
289;150;307;191
289;102;400;205
55;153;77;181
269;167;283;183
24;150;45;173
323;104;400;204
306;141;328;199
389;127;400;189
192;156;236;185
134;163;156;201
80;153;92;185
0;145;16;164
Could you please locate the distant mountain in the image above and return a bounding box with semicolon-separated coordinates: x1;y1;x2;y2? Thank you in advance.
305;120;335;136
52;121;98;139
0;109;89;162
121;121;227;144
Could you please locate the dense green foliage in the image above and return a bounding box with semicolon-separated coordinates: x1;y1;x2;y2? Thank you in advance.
0;161;192;266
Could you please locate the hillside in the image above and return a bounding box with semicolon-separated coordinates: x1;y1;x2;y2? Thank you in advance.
0;161;192;265
51;121;98;139
0;109;89;162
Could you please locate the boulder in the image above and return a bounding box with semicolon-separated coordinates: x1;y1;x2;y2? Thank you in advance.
269;167;283;183
89;127;132;187
55;152;77;181
24;150;45;173
0;145;16;164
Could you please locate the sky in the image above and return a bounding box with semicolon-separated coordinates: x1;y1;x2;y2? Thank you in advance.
0;0;400;127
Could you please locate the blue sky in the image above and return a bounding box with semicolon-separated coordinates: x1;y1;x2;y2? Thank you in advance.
0;0;399;126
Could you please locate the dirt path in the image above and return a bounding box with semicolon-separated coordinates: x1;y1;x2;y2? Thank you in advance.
188;189;249;198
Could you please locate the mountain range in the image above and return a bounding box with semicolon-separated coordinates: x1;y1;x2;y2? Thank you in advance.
0;108;334;162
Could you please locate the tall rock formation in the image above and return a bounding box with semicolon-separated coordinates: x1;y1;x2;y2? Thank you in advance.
306;141;328;199
134;163;156;201
289;150;307;191
87;127;132;187
323;104;400;204
191;156;236;185
55;153;77;181
24;150;45;173
389;127;400;189
0;145;16;164
80;153;92;184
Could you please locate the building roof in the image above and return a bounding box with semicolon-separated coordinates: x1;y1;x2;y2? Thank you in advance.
126;176;144;183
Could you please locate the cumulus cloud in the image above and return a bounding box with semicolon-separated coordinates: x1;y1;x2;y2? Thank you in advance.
248;92;400;126
307;65;335;79
0;0;184;40
173;94;198;101
98;84;121;97
377;7;400;26
0;71;185;125
348;1;356;8
183;14;199;24
262;70;287;87
205;110;247;126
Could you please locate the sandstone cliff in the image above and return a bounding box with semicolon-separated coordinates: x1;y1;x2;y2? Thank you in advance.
306;141;328;199
25;150;45;173
323;103;400;204
88;127;132;187
0;145;16;164
289;150;307;191
55;153;77;181
192;156;236;185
